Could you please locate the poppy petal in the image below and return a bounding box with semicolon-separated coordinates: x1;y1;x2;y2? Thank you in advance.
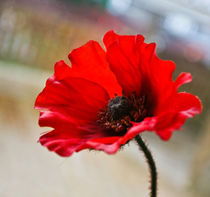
104;30;145;95
121;117;157;143
39;127;122;157
174;72;192;89
68;40;122;97
39;129;85;157
35;77;109;123
170;92;202;115
154;92;202;140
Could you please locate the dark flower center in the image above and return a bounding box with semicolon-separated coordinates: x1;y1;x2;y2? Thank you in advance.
97;94;148;136
108;96;131;121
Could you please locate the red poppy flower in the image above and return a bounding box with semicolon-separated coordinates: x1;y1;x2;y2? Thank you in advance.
35;30;202;157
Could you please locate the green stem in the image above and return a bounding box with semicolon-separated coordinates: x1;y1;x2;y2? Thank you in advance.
135;135;157;197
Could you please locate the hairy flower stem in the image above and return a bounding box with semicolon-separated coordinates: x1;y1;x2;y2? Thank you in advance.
135;135;157;197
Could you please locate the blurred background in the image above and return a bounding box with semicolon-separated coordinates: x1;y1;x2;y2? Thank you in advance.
0;0;209;196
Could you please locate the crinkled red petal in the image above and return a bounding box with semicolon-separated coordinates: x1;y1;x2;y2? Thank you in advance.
128;92;202;141
103;31;176;107
174;72;192;89
35;77;109;124
68;40;121;98
39;129;84;157
39;128;122;157
104;30;145;95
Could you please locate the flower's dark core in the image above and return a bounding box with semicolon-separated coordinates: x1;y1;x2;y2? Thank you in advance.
97;94;148;136
108;96;131;120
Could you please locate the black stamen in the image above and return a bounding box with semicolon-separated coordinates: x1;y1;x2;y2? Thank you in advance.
108;96;131;120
